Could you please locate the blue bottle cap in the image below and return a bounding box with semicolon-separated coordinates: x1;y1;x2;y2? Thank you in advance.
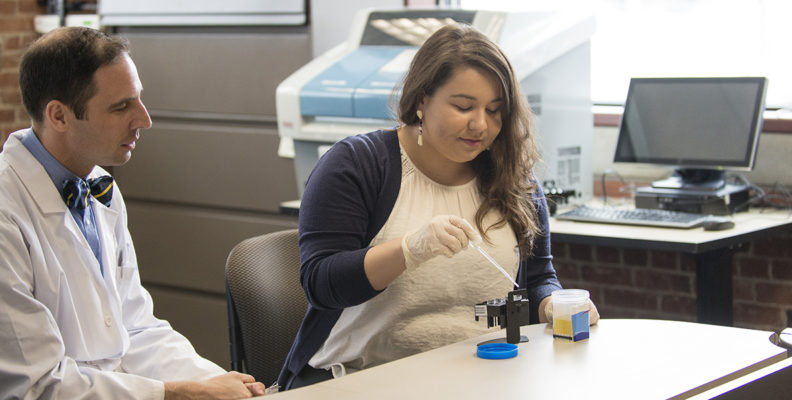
476;343;518;359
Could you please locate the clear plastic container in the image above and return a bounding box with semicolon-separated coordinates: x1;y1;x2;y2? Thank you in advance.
551;289;590;341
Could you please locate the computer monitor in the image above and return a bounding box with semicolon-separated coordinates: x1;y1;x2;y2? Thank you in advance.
614;77;768;190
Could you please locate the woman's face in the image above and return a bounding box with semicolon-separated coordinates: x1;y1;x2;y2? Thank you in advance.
418;66;503;164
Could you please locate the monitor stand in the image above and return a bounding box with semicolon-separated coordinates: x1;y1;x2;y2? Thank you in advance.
651;168;726;191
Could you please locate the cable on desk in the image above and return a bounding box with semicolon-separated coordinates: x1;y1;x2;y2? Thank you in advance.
600;169;635;205
729;174;766;213
760;183;792;216
736;177;792;216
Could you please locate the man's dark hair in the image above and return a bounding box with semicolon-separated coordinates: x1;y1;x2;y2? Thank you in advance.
19;27;129;123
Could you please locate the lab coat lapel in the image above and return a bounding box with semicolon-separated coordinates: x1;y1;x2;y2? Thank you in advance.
5;133;113;287
82;169;120;289
3;133;69;216
93;198;119;284
5;134;94;268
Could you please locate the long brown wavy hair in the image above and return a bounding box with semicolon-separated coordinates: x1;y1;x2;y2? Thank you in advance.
397;23;542;259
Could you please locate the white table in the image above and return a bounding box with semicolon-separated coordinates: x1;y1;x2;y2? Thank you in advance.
688;356;792;399
265;319;787;399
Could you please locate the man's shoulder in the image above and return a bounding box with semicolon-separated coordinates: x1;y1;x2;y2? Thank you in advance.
0;165;28;223
0;129;35;185
0;146;23;204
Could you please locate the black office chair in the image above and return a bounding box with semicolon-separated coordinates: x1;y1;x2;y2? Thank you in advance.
225;229;307;386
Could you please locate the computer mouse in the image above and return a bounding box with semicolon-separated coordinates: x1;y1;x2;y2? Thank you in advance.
701;217;735;231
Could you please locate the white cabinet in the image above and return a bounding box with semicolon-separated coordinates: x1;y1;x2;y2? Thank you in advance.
112;28;310;369
100;0;306;26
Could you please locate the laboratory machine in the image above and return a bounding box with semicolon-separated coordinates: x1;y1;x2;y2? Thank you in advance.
277;8;596;202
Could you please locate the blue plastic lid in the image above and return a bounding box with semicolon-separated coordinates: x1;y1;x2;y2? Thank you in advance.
477;343;518;359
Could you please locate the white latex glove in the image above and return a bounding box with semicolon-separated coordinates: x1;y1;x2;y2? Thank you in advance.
401;215;482;270
545;298;600;326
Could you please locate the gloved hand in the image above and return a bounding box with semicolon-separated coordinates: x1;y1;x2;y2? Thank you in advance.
545;298;600;325
402;215;482;270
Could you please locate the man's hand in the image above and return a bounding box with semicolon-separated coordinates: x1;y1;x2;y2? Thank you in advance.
164;371;266;400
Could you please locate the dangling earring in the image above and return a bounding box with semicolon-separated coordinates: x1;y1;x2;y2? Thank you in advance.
416;110;424;147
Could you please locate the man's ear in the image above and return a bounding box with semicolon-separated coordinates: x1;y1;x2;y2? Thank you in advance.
43;100;72;133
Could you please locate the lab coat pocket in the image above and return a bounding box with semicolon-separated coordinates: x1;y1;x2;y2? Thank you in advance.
114;242;135;292
115;266;137;296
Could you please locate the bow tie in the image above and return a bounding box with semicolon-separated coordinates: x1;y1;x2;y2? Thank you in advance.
61;176;114;210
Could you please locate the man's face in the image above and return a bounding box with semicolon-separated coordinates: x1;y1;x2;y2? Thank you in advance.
66;53;151;176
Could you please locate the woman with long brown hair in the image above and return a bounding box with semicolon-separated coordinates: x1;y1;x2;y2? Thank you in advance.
278;23;598;390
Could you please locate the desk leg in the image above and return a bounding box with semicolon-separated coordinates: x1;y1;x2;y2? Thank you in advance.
696;249;734;326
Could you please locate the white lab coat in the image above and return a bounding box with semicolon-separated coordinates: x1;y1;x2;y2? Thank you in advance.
0;130;225;399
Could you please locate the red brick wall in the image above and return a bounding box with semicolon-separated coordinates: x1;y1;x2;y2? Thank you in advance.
0;0;43;144
553;227;792;332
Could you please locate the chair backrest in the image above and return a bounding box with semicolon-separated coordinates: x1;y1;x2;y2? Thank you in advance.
225;229;307;386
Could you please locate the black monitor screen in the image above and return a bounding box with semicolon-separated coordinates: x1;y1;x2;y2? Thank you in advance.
614;77;767;171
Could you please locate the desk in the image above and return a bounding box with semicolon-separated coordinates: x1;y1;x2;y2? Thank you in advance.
265;319;787;399
550;208;792;325
688;357;792;399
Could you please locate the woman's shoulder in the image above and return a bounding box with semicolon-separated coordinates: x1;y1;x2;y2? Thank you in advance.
325;128;400;166
313;128;401;173
339;128;399;150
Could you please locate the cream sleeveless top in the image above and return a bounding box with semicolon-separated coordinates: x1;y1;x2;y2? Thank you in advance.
309;144;518;375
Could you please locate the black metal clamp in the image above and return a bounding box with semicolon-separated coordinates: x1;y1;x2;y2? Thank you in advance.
474;288;530;344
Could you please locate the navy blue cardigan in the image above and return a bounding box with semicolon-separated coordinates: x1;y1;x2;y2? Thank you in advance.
277;129;562;388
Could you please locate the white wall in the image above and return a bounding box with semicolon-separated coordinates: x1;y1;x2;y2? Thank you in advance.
307;0;792;189
310;0;404;57
593;126;792;187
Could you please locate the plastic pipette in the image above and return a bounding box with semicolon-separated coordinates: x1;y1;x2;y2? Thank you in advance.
470;241;519;288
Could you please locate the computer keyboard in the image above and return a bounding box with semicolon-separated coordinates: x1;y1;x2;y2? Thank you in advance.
555;205;711;229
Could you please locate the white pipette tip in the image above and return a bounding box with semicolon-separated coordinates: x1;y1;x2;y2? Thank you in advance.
470;241;519;288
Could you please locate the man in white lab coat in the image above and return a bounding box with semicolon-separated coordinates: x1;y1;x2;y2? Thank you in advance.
0;27;266;399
